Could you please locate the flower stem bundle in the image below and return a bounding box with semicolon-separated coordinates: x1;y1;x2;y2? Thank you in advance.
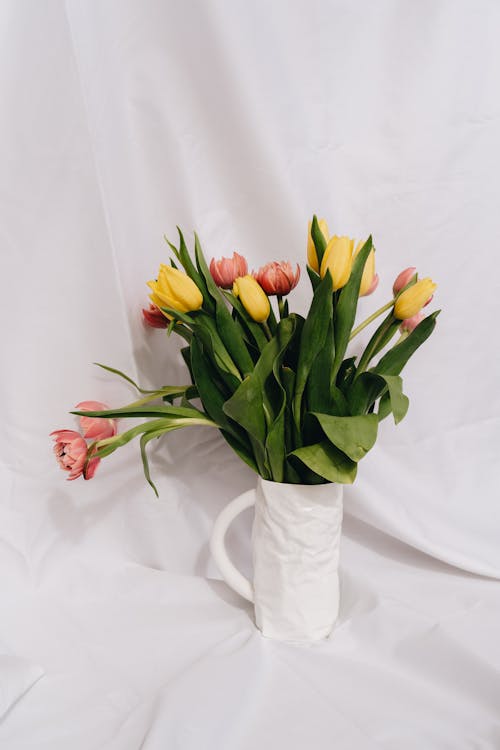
52;217;440;493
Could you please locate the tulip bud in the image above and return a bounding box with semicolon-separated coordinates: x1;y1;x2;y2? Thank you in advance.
394;278;437;320
233;275;270;322
320;236;354;291
307;219;329;272
142;303;170;328
362;273;379;297
147;264;203;314
354;241;377;296
210;252;248;289
75;401;117;441
399;311;424;334
393;267;417;296
50;429;93;481
254;261;300;296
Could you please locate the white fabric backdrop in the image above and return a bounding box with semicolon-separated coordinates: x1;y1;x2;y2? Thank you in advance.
1;0;499;747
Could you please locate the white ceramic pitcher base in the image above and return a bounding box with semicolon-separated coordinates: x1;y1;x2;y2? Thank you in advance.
210;477;344;643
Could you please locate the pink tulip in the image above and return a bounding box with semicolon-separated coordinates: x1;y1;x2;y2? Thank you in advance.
75;401;117;441
84;447;101;480
360;273;379;297
253;261;301;296
50;429;90;481
210;252;248;288
393;267;417;296
142;303;169;329
400;311;424;334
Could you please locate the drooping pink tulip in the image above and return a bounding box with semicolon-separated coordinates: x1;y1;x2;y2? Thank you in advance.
393;267;417;296
50;429;89;481
400;311;424;334
253;261;301;296
84;447;101;479
360;273;379;297
75;401;117;441
142;303;170;328
210;252;248;288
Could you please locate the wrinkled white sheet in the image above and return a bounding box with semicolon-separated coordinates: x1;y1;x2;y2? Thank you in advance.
1;0;499;746
0;645;43;723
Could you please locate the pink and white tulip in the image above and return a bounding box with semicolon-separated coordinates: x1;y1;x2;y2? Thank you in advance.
393;267;417;296
210;252;248;289
254;261;301;296
75;401;117;441
142;303;169;329
50;429;90;481
399;311;425;334
360;272;379;297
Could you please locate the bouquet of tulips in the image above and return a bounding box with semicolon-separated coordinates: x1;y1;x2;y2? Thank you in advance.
51;217;439;494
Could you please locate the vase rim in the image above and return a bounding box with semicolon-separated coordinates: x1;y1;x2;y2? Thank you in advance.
257;475;343;497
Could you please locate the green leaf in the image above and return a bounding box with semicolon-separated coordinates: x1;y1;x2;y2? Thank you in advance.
194;316;242;390
264;339;296;482
332;236;373;378
71;404;214;420
224;292;269;352
378;374;409;424
347;372;384;416
92;362;159;394
180;346;194;382
140;430;164;497
347;372;409;424
306;318;335;414
159;307;196;326
174;228;214;313
311;413;378;461
355;312;400;375
223;317;296;447
281;366;297;454
293;272;334;434
290;441;357;484
190;336;251;451
306;265;321;292
311;215;328;268
193;233;254;376
374;311;440;376
336;357;357;394
378;391;391;421
88;416;215;460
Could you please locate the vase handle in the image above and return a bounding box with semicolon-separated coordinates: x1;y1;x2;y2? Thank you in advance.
210;489;255;603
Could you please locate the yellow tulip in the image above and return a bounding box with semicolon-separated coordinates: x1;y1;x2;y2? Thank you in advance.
320;235;354;290
233;275;270;323
354;241;376;296
394;278;437;320
307;219;329;272
147;264;203;313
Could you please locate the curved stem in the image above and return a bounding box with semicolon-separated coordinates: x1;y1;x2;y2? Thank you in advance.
349;300;395;341
262;321;272;340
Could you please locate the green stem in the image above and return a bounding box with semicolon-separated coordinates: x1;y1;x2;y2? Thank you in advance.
125;388;186;409
262;321;272;340
349;300;395;341
277;295;285;320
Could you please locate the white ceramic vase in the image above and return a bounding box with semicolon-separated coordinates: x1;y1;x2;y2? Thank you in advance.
210;477;344;643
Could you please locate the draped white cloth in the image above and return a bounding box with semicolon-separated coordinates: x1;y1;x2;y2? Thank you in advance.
1;1;499;746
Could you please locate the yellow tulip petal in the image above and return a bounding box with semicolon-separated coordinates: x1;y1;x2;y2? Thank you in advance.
233;275;270;322
320;235;354;290
394;278;437;320
307;219;329;273
147;266;203;313
359;248;376;296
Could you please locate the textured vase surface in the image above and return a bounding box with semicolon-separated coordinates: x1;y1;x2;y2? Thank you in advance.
210;477;344;643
